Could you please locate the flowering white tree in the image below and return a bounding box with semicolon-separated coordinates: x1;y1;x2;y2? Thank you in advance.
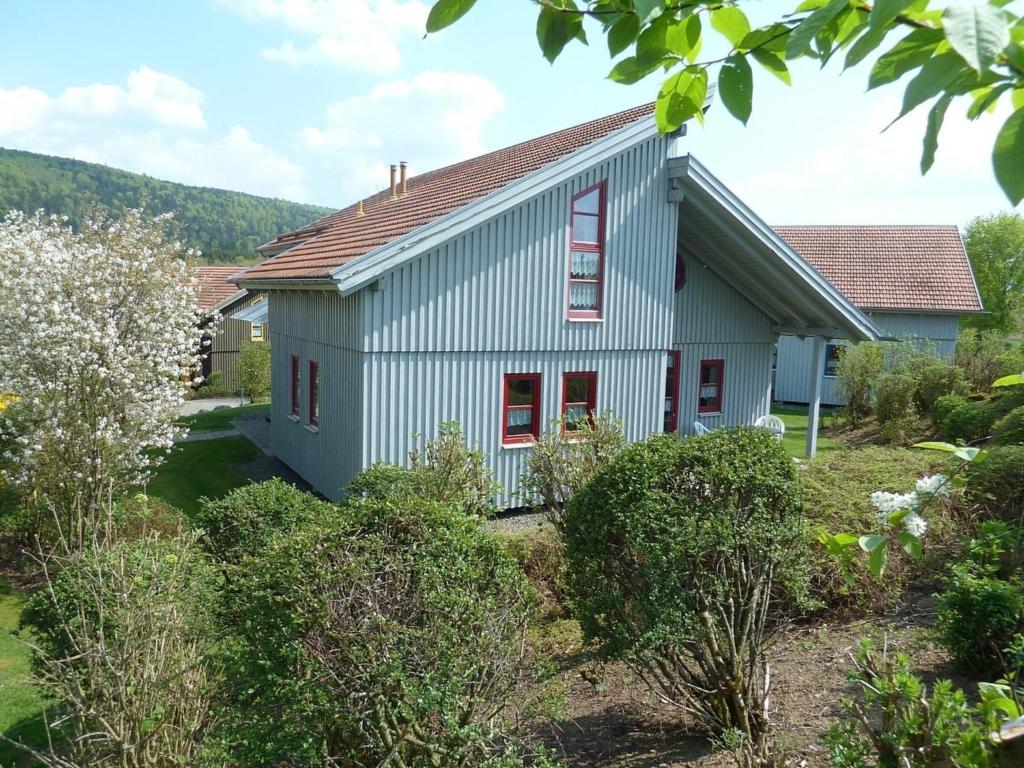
0;209;206;521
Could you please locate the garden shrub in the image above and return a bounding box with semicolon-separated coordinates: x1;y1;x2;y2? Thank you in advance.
941;399;998;443
836;342;885;425
992;406;1024;445
194;478;336;565
966;446;1024;521
802;447;960;615
936;569;1024;676
346;421;500;517
956;328;1010;391
217;496;539;768
237;340;271;401
20;530;219;768
500;524;565;612
874;374;919;445
519;412;625;528
913;361;970;416
824;640;994;768
933;394;969;427
562;428;806;754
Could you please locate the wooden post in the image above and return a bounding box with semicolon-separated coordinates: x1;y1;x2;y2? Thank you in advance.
806;336;825;458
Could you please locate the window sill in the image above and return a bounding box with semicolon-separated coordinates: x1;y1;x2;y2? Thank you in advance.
287;414;300;423
305;424;319;434
501;440;535;450
697;411;724;418
567;316;604;323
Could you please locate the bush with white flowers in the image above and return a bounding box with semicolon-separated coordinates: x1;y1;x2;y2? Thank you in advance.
0;209;206;517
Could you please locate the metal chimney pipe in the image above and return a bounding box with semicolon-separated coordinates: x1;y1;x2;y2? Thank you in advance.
399;161;408;196
389;164;397;199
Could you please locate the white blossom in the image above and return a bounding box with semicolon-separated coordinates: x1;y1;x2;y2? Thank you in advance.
915;474;949;498
0;209;210;505
903;512;928;538
870;490;919;518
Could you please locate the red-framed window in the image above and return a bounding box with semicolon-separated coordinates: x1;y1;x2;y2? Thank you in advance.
561;372;597;433
308;360;320;428
502;373;541;444
675;251;687;292
663;350;681;432
698;359;725;414
567;182;606;319
290;354;300;418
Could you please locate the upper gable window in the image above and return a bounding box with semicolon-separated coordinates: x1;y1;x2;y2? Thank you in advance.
568;182;606;319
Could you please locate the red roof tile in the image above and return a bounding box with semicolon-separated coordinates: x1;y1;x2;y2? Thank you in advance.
196;266;245;311
237;104;655;282
774;225;982;313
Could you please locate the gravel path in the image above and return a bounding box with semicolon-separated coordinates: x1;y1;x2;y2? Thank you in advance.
484;510;547;534
175;428;241;442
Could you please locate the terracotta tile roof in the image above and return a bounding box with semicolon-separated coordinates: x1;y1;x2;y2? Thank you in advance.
773;225;983;313
237;104;655;282
196;266;245;311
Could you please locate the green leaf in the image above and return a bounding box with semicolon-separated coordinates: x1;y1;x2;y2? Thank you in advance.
1015;89;1024;109
710;6;751;47
967;83;1013;118
943;1;1010;73
668;14;702;63
654;68;708;132
921;94;952;172
868;543;888;578
637;17;670;66
425;0;478;33
953;445;984;461
869;28;943;89
898;531;923;558
633;0;664;25
870;0;917;30
994;372;1024;387
859;534;888;552
893;51;964;121
719;54;753;125
537;4;584;63
844;20;890;69
914;441;959;452
993;108;1024;203
608;14;641;57
751;48;792;84
608;56;660;84
739;23;792;54
786;0;852;60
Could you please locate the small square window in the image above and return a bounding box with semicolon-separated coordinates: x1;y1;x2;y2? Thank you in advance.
562;372;596;432
503;373;541;444
250;321;265;341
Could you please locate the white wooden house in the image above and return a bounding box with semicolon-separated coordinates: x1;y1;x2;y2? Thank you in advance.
234;105;877;505
772;226;983;405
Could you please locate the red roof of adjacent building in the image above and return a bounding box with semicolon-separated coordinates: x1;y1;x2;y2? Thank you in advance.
774;225;983;314
237;104;655;282
196;266;245;311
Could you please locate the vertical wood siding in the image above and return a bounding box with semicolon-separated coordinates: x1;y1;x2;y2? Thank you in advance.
672;254;775;433
206;292;266;392
773;312;961;405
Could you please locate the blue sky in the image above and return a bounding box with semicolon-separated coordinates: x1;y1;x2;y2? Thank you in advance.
0;0;1016;225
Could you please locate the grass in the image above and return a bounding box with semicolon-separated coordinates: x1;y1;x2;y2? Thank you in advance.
771;405;841;458
177;403;269;433
144;437;261;520
0;580;46;767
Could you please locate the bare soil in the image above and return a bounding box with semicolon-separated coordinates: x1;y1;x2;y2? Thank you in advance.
520;594;969;767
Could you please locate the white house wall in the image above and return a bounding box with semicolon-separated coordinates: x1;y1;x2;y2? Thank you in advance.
773;312;961;405
673;254;775;433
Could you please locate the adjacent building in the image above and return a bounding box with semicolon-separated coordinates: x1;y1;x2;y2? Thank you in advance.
235;105;877;505
772;226;984;405
196;266;266;393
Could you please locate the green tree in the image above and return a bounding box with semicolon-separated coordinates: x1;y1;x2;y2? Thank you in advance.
427;0;1024;203
963;213;1024;333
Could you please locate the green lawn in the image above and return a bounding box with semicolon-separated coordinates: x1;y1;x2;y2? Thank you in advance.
145;436;261;519
771;406;841;458
177;403;269;433
0;581;45;767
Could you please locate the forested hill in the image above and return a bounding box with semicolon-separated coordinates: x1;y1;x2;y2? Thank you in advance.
0;148;334;264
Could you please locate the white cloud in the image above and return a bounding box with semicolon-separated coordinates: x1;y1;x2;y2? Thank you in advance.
0;70;310;202
298;70;505;197
217;0;429;73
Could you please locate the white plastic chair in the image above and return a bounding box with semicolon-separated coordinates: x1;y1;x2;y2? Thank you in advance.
754;414;786;441
693;421;712;436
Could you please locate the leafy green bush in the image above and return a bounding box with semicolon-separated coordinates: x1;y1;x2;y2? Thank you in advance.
217;496;538;768
956;329;1011;391
913;361;970;416
966;446;1024;521
562;428;805;752
20;531;219;768
237;340;271;401
992;406;1024;445
347;421;499;517
933;394;969;427
802;447;960;615
194;478;335;565
836;342;885;425
936;569;1024;676
941;399;998;443
874;374;919;445
824;640;994;768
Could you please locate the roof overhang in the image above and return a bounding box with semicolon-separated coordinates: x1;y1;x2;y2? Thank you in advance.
230;301;269;324
671;155;878;342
